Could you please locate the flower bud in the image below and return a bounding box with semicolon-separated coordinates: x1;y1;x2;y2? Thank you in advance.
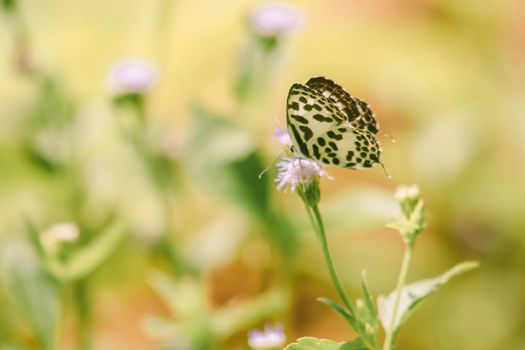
394;185;420;219
389;185;425;246
41;222;79;254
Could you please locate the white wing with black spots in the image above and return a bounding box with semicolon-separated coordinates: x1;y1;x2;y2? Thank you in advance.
306;76;380;135
286;77;383;170
286;83;346;159
308;124;382;169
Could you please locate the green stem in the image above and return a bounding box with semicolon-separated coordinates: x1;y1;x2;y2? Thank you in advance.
53;281;67;350
129;102;188;277
382;246;413;350
74;279;92;350
304;203;356;316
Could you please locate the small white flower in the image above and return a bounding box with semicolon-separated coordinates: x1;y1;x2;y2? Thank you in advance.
248;323;286;349
275;156;332;193
394;184;420;202
41;222;79;252
250;3;301;37
108;58;158;94
273;127;292;147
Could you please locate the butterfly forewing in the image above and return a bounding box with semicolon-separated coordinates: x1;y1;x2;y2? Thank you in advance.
306;76;380;134
286;77;383;170
286;83;346;158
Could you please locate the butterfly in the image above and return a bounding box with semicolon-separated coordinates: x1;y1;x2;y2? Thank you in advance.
286;76;383;169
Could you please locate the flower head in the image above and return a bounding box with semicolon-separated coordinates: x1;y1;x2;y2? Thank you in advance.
388;184;425;246
275;156;332;193
394;185;420;202
273;127;292;147
108;58;158;95
393;184;421;220
250;3;301;37
41;222;79;253
248;323;286;349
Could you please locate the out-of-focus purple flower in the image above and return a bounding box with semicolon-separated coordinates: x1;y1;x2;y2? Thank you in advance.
41;222;79;252
250;3;301;37
273;127;292;147
248;323;286;349
108;58;158;94
275;156;332;193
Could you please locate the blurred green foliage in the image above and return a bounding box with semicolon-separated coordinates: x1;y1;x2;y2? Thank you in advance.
1;0;525;349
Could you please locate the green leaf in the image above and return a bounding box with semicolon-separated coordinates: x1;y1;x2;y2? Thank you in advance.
212;288;289;339
378;261;479;337
1;242;59;350
48;221;125;281
148;273;208;318
386;199;425;245
142;316;182;339
183;105;298;256
284;337;345;350
340;337;368;350
360;271;377;326
318;297;357;329
24;219;45;259
2;0;17;13
183;106;266;217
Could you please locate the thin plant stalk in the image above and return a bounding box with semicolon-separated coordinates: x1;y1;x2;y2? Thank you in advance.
382;246;413;350
303;202;356;317
127;101;187;276
74;279;92;350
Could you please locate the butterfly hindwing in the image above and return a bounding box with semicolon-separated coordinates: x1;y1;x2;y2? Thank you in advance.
306;76;380;134
309;124;381;169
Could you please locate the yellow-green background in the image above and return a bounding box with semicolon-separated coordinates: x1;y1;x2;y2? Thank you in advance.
1;0;525;349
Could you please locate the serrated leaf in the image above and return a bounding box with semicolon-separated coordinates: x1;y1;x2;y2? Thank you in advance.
284;337;344;350
340;337;368;350
378;261;479;336
318;297;356;329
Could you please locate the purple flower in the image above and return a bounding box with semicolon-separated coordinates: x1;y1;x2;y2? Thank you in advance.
273;127;292;147
248;323;286;349
108;58;158;94
250;3;301;37
275;156;332;193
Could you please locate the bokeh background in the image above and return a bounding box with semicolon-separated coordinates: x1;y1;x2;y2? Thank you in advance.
1;0;525;349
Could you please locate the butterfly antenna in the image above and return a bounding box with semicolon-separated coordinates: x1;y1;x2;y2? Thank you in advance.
380;130;396;143
258;150;286;179
258;166;271;180
380;162;391;179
